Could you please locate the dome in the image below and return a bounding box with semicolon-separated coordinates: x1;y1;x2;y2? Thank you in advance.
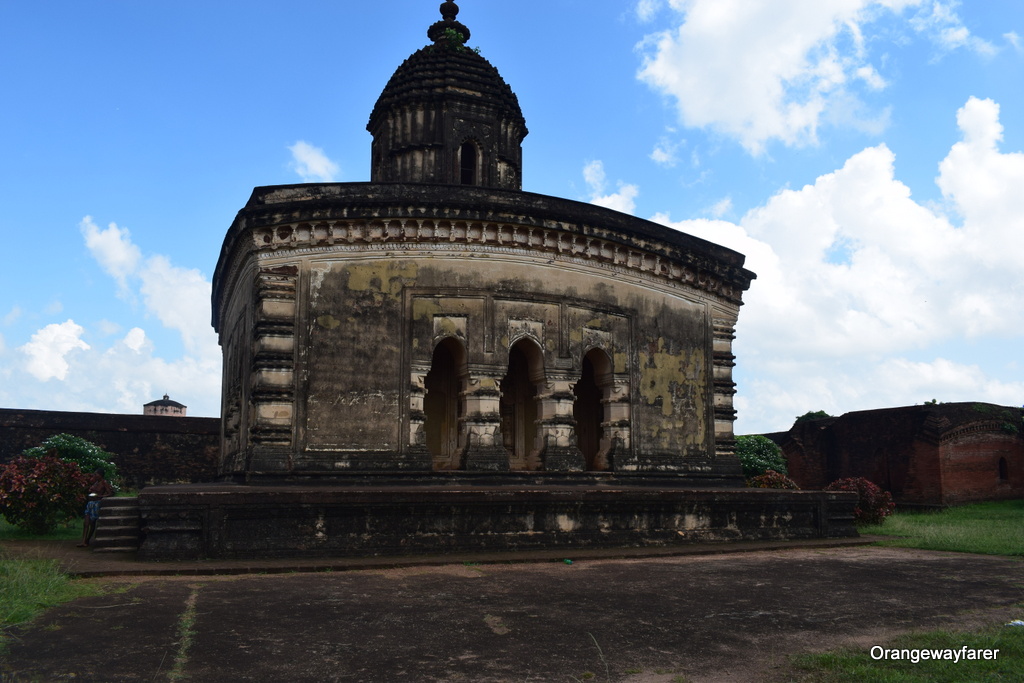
366;2;528;189
368;45;526;133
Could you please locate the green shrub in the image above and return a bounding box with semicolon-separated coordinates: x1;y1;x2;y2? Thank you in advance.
22;433;118;485
795;410;832;423
825;477;895;525
747;469;800;490
735;435;787;478
0;456;90;535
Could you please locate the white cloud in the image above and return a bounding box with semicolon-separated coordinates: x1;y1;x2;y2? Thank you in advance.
4;327;220;416
0;217;224;416
583;160;640;214
654;96;1024;432
288;140;340;182
97;319;122;337
650;137;681;167
636;0;996;153
909;1;997;56
708;197;732;218
123;327;148;353
19;320;90;381
636;0;661;23
80;216;142;293
3;306;21;327
138;255;219;359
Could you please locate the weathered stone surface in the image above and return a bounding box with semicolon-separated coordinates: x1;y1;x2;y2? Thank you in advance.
137;480;855;560
213;184;753;480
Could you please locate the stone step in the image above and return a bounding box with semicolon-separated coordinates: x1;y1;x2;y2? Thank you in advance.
100;499;140;510
96;516;140;529
98;513;138;521
93;496;142;552
96;526;139;537
92;535;141;546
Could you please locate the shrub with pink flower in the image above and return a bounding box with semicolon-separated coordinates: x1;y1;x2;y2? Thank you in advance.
0;455;90;534
825;477;896;525
747;469;800;490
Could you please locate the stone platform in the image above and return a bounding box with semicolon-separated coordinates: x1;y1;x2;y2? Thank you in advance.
137;475;857;560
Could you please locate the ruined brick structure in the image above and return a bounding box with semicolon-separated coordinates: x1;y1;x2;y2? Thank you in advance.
137;3;856;559
780;403;1024;506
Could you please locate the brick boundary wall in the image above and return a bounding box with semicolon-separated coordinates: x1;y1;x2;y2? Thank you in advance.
0;408;220;489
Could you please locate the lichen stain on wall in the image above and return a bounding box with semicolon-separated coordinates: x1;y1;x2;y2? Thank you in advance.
639;339;703;416
614;351;629;375
345;261;418;297
435;316;461;338
316;314;341;330
412;298;442;320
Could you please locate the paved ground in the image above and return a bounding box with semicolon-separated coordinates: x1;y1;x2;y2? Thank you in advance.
2;541;1022;682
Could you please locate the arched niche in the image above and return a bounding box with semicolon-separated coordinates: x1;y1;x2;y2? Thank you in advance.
424;337;468;470
500;339;545;470
573;348;614;471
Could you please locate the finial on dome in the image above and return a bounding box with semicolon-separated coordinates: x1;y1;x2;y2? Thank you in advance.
440;1;459;21
428;1;471;44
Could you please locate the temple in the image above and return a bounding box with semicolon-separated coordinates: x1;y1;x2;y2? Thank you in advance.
137;3;855;559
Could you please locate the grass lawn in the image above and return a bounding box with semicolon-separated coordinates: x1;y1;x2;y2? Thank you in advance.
791;623;1024;682
0;550;102;639
0;518;102;644
0;518;81;542
860;499;1024;557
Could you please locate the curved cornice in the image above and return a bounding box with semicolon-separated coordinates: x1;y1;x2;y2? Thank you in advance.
212;183;757;330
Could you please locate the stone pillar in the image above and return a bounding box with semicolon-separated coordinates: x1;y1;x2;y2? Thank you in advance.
712;318;743;478
248;265;298;474
407;366;431;465
536;377;585;471
461;371;509;471
599;380;631;471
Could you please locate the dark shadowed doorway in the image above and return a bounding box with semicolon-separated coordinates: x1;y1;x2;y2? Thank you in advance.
424;338;466;469
573;348;613;471
500;340;544;470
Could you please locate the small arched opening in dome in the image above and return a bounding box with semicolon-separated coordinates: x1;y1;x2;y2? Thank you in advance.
459;141;479;185
999;457;1009;481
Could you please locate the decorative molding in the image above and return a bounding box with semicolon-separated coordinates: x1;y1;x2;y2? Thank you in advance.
244;218;748;306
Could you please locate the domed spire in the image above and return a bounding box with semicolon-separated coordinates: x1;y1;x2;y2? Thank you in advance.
368;2;527;189
427;1;471;44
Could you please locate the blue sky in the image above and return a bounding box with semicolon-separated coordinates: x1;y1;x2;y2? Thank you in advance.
1;1;1021;434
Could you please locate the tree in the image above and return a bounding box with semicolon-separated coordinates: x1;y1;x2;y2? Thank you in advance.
735;435;787;479
22;433;118;485
795;410;832;424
